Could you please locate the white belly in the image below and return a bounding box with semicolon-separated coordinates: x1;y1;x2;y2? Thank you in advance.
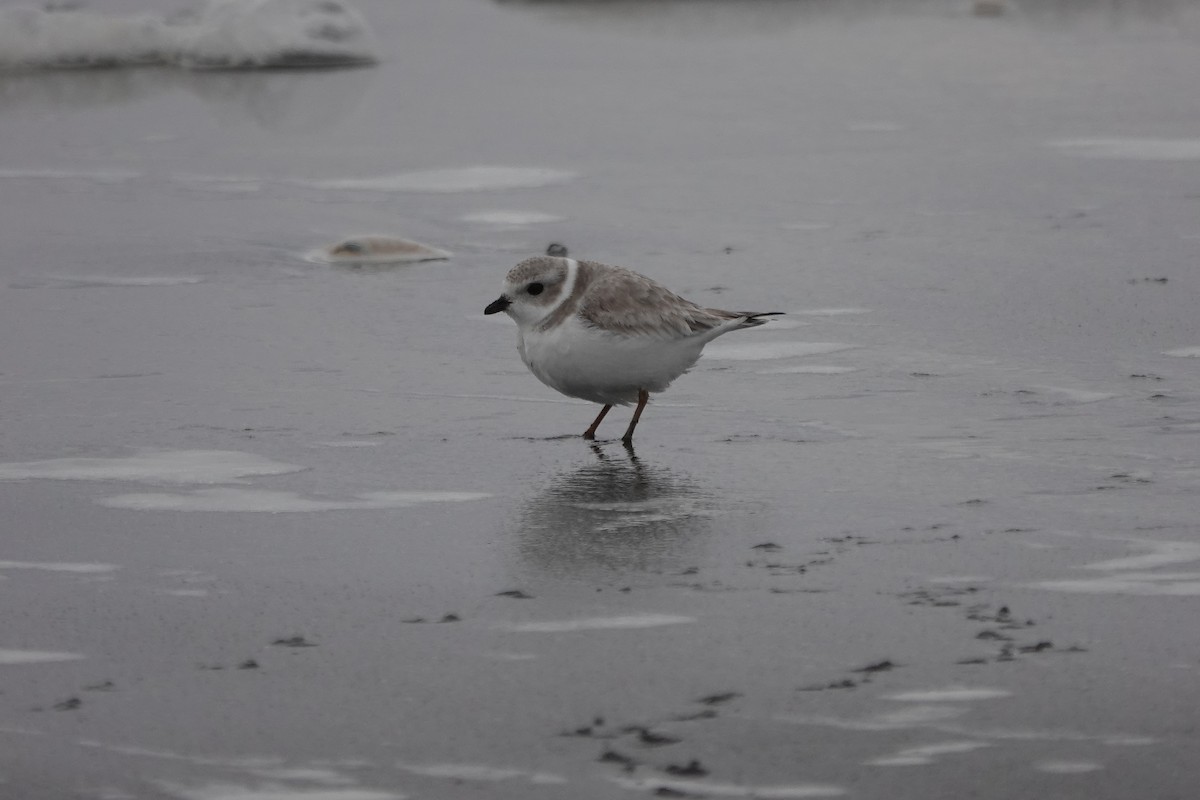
517;317;706;406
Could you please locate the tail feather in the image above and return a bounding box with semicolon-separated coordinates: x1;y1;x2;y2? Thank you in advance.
735;311;784;329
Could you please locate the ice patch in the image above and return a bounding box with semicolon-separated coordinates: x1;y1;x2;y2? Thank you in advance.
172;174;264;193
1081;540;1200;572
1048;138;1200;161
460;210;564;225
396;763;566;785
79;740;282;768
1035;760;1103;774
1026;386;1117;405
99;488;491;513
780;705;967;731
37;275;205;288
501;614;695;633
157;784;403;800
926;575;993;585
307;236;451;265
612;776;846;797
704;342;858;361
847;121;906;133
0;649;86;665
781;222;834;232
1163;347;1200;358
0;167;140;183
0;450;305;485
883;687;1013;703
1031;537;1200;595
865;740;990;767
247;769;356;786
0;560;118;574
1032;575;1200;596
758;365;857;375
311;441;380;448
298;167;576;193
482;651;538;661
0;1;378;71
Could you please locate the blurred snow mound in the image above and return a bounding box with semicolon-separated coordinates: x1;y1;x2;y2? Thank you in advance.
178;0;378;69
0;0;378;71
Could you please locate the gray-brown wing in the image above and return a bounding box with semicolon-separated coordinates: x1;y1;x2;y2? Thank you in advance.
578;267;737;339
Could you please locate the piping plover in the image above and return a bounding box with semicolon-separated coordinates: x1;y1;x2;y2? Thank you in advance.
484;256;781;443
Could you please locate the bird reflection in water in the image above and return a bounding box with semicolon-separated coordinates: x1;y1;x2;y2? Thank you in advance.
515;444;715;577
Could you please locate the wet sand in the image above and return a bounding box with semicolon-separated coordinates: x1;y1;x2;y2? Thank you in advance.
2;1;1199;798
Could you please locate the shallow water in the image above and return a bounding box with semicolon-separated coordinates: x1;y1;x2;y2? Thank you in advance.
2;0;1199;798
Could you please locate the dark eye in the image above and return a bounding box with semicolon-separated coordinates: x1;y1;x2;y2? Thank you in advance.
527;282;544;296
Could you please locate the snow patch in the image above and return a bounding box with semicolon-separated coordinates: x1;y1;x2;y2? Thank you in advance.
298;167;576;193
1048;138;1200;161
0;450;305;485
100;488;491;513
0;649;86;665
501;614;695;633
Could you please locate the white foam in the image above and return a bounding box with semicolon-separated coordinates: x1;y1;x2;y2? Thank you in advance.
0;649;86;665
883;687;1012;703
0;560;118;574
1034;760;1103;774
865;741;990;767
1048;138;1200;161
161;589;211;597
612;776;846;798
100;488;491;513
704;342;857;361
758;365;857;375
157;784;403;800
501;614;695;633
0;1;378;71
0;450;305;485
460;210;564;225
395;763;566;785
299;167;576;193
1163;347;1200;358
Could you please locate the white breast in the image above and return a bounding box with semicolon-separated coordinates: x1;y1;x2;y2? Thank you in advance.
518;314;707;406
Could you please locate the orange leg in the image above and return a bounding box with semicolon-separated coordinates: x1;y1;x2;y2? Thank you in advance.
621;389;650;444
583;404;612;440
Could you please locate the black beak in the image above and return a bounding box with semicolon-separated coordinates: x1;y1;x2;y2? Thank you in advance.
484;295;511;315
